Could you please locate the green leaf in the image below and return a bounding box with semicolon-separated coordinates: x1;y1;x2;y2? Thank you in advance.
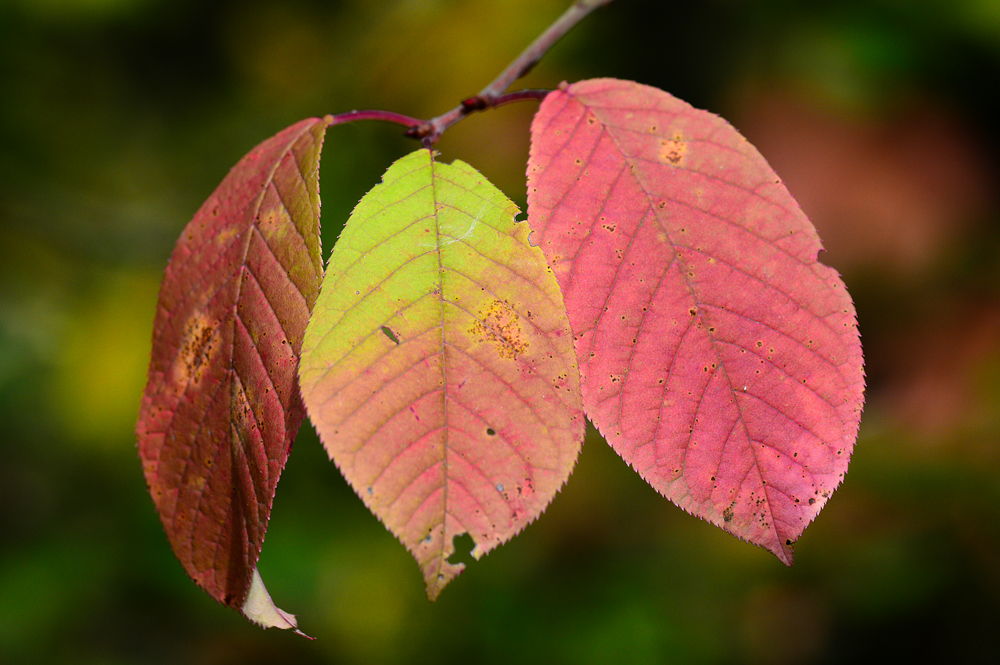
299;149;583;599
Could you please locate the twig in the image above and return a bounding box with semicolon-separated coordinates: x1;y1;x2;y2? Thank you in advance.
406;0;614;144
324;1;613;145
479;0;614;101
407;89;552;149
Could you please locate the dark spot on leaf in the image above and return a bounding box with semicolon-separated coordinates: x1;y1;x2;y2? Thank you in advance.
381;325;400;344
469;299;528;359
808;498;816;505
178;315;217;384
486;428;496;436
660;133;687;164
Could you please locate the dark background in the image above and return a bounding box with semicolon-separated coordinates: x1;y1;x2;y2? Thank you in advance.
2;0;999;663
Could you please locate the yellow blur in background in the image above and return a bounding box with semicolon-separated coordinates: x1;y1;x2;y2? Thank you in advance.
2;1;999;663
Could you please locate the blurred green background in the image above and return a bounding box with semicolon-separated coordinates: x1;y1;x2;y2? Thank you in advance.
2;0;999;662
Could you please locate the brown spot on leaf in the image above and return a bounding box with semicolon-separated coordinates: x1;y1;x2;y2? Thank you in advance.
660;133;687;165
469;299;528;359
178;314;217;385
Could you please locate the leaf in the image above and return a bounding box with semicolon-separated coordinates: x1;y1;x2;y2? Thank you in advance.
299;149;583;599
136;116;330;627
526;79;864;563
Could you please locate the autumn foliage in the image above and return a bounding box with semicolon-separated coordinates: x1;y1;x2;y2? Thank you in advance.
136;2;863;633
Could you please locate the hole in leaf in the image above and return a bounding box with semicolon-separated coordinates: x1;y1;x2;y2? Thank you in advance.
446;533;476;566
381;326;400;344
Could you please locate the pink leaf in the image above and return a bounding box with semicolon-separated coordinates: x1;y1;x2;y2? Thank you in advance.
527;79;864;563
136;117;329;619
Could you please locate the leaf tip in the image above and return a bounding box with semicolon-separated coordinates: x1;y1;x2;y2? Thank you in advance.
423;556;466;602
778;541;795;567
241;567;312;638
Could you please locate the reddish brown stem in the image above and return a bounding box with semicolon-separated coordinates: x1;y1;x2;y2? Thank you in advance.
327;109;424;130
478;0;614;101
404;89;552;144
416;0;614;144
326;1;613;144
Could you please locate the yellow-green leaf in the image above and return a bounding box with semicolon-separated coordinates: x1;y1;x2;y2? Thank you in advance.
299;149;583;599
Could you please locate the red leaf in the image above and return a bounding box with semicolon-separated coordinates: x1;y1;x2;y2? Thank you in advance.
527;79;864;563
136;117;330;616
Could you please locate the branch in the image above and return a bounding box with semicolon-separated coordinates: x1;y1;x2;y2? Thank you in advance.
406;89;552;148
324;1;613;145
479;0;614;100
406;0;614;144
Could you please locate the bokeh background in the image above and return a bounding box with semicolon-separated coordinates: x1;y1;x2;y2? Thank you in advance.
2;0;999;663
